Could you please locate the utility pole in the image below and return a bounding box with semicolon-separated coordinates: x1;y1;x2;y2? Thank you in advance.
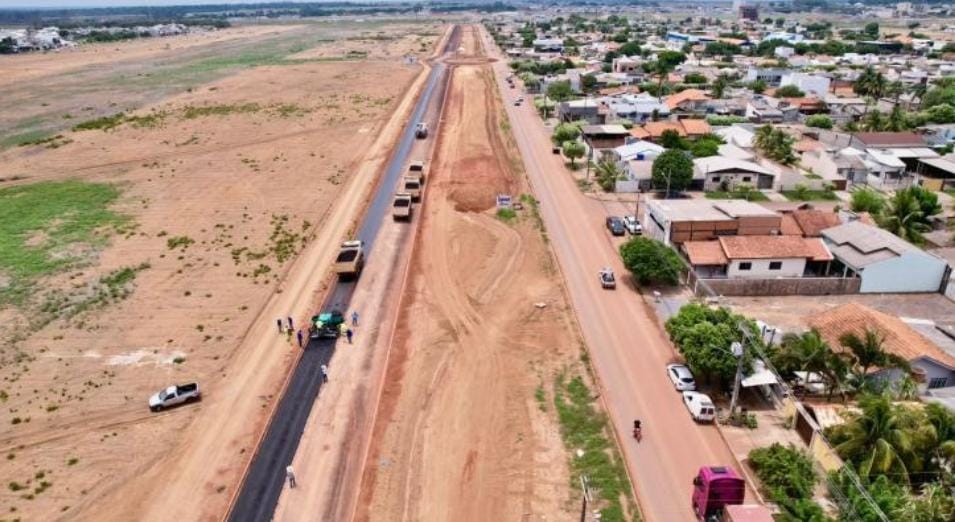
728;340;744;421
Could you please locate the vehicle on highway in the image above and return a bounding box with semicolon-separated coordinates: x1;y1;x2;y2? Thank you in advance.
414;121;428;139
149;383;200;412
403;176;422;201
682;391;716;422
393;193;413;220
605;216;626;236
407;160;426;181
692;466;745;521
666;363;697;391
333;240;364;277
622;215;642;235
598;267;616;289
311;309;344;338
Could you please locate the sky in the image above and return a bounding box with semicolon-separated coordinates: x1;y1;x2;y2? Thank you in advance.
0;0;361;8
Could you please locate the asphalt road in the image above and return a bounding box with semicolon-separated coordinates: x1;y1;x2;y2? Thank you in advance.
481;28;754;522
228;32;456;522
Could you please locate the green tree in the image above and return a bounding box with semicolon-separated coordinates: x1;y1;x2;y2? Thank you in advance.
651;149;694;194
0;36;16;54
805;114;834;129
839;329;910;382
829;395;913;484
552;122;582;145
618;237;684;286
749;79;767;94
921;86;955;110
885;104;910;132
862;108;887;132
595;159;623;192
773;329;849;401
897;482;955;522
711;74;730;99
546;80;574;103
855;67;888;100
776;85;806;98
850;187;886;214
665;304;756;384
562;140;586;167
618;40;643;56
864;22;880;39
683;72;708;84
754;125;797;165
690;138;720;158
879;188;931;244
581;74;598;93
659;129;686;149
749;443;818;501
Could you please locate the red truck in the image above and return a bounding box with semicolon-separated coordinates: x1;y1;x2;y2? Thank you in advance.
692;466;746;521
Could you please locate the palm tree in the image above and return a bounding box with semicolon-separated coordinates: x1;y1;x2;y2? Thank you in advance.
880;189;930;244
594;159;623;192
833;395;912;484
775;330;849;401
839;329;910;380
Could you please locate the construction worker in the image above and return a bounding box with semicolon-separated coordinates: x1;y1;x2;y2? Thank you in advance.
286;465;296;488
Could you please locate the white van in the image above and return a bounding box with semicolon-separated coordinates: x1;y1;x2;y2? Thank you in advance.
682;391;716;423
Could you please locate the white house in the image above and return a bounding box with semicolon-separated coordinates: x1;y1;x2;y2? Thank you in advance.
779;72;831;97
821;221;950;294
695;156;778;191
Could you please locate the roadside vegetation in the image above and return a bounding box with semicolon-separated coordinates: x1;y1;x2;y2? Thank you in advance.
664;303;758;386
554;373;637;522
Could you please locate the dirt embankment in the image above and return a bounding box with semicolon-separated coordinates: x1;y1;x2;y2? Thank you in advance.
0;25;428;521
355;26;579;521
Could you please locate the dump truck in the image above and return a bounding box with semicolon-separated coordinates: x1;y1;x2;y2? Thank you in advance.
393;193;413;220
333;240;364;276
414;122;428;139
149;383;200;412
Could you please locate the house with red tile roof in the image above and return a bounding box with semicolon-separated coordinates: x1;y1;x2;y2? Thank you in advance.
807;303;955;390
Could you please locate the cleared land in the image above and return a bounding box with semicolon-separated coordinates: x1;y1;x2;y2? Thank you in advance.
355;26;625;521
0;20;437;521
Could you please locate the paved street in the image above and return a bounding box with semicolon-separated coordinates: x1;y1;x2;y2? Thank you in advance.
481;28;754;522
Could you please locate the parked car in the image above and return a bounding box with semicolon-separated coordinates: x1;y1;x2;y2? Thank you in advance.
666;363;696;391
682;391;716;423
605;216;625;236
149;383;200;412
622;215;642;235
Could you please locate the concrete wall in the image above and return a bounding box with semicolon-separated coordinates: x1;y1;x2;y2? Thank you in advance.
860;251;948;293
727;257;806;278
693;276;861;296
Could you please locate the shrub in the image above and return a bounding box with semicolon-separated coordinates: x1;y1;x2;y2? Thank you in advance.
618;237;684;286
805;114;833;129
749;443;817;501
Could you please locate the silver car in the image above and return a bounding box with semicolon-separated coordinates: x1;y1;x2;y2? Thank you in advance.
622;215;642;235
666;363;697;391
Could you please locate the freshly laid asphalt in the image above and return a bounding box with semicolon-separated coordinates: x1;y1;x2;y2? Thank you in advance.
228;31;456;522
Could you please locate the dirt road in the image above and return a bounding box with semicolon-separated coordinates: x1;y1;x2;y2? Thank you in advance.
354;26;579;521
480;27;754;521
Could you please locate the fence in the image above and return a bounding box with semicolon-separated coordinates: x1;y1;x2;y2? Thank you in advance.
687;273;861;297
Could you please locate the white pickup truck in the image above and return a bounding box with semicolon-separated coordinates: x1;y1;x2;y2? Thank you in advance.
149;383;200;412
333;240;365;276
393;193;413;220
